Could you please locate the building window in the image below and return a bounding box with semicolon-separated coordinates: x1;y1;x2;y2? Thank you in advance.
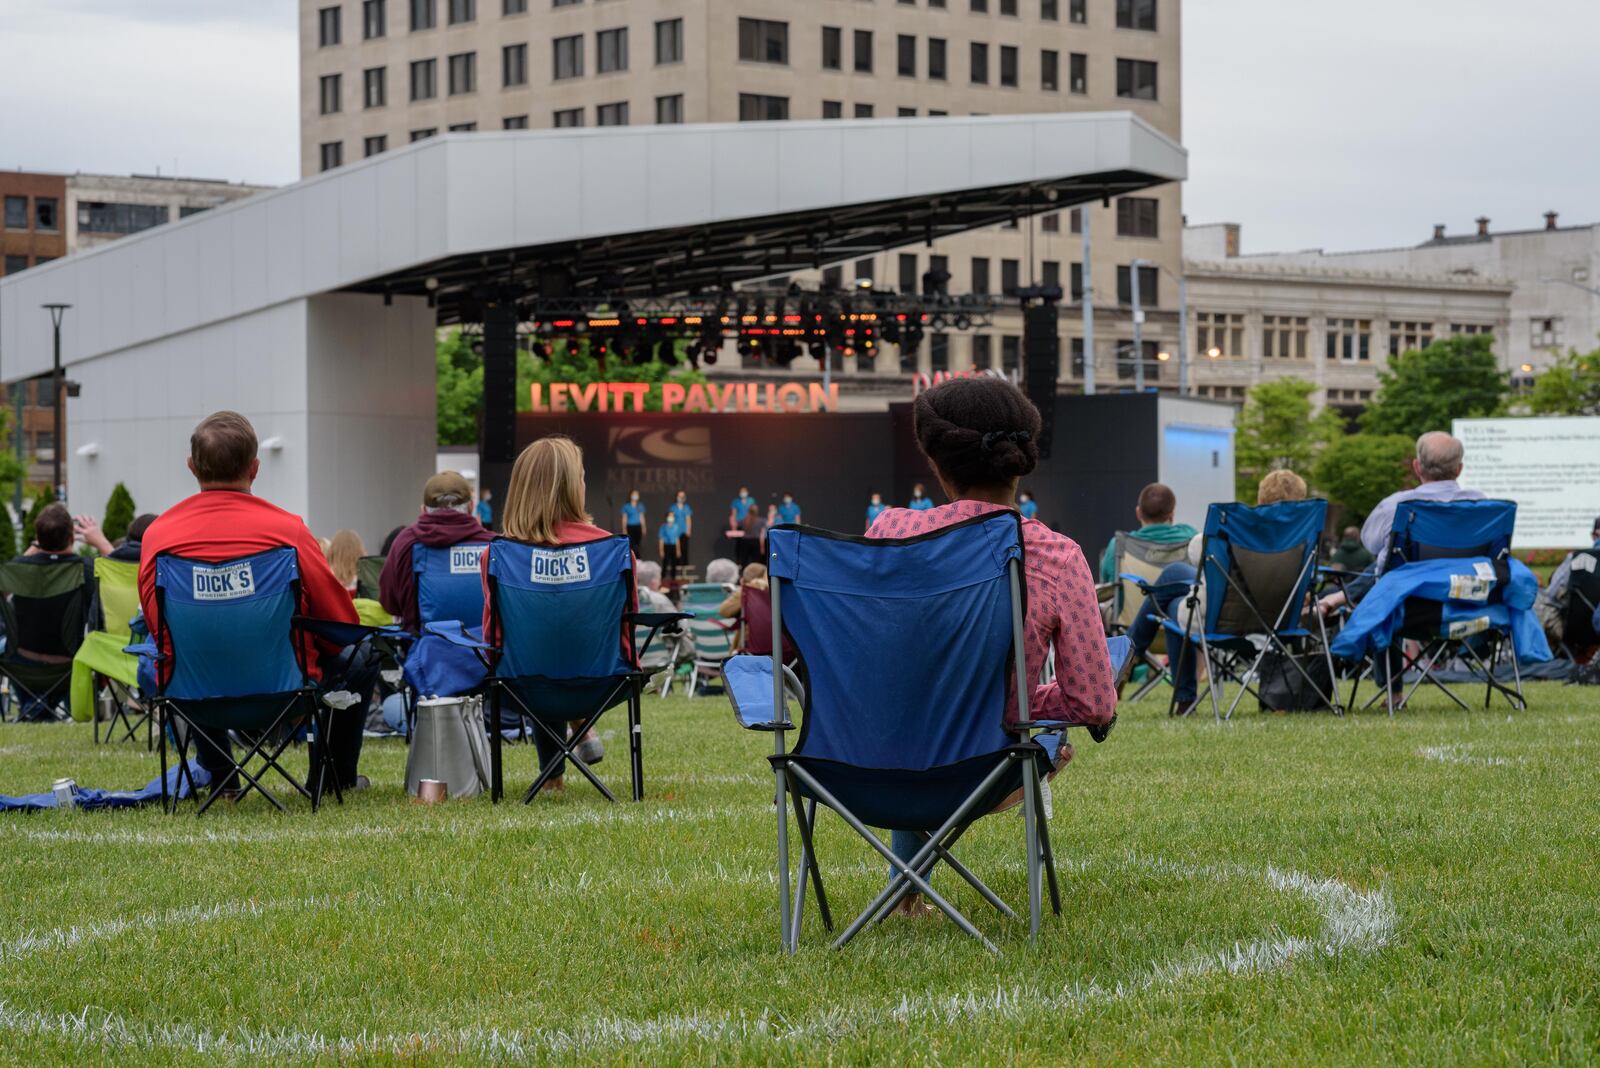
363;66;387;108
970;42;988;84
971;334;992;369
822;265;843;290
448;51;476;94
1069;52;1087;93
410;0;435;30
1000;258;1020;296
655;94;683;123
363;0;386;39
319;73;342;114
3;196;26;230
971;0;988;11
364;135;388;156
1001;0;1018;13
319;141;343;171
1070;337;1087;378
504;0;526;12
597;27;628;72
1041;260;1060;288
1042;0;1059;19
1070;208;1082;233
552;0;578;6
1117;340;1160;381
999;45;1018;86
1116;264;1159;306
1039;212;1060;233
410;127;438;141
821;100;842;119
1326;318;1372;361
1450;322;1494;337
821;26;842;69
738;18;788;64
1116;0;1157;30
1002;335;1021;374
897;34;916;77
448;122;477;132
318;5;341;46
655;18;683;64
898;107;917;116
447;0;474;23
1069;0;1087;22
854;30;873;72
1041;49;1058;90
3;255;28;275
736;94;789;121
931;334;950;372
34;198;57;232
553;107;584;127
1531;318;1564;348
1262;315;1309;358
502;114;529;129
928;37;947;79
1116;197;1159;238
1389;320;1434;356
503;43;527;86
1069;262;1083;301
410;58;437;99
1196;312;1245;358
553;35;583;79
854;102;874;118
971;256;990;295
854;258;875;284
899;253;918;294
1116;58;1157;100
596;101;629;125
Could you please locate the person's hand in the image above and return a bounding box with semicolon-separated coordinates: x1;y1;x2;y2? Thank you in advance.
74;514;115;555
1316;592;1345;618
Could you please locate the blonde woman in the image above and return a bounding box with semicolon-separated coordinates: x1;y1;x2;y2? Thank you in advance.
325;529;365;595
484;435;621;787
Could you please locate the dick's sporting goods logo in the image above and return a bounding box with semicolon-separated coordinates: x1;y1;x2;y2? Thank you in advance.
450;545;485;575
192;562;256;601
530;546;590;585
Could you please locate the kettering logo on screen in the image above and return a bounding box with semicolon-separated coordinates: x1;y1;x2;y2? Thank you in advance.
449;545;485;574
192;562;255;601
530;546;590;585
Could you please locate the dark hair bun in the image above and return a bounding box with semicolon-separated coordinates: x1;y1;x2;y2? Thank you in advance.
913;377;1042;489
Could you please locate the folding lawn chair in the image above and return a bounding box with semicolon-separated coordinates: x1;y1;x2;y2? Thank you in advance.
1162;499;1340;721
677;581;730;620
355;554;385;602
1557;548;1600;662
397;541;490;733
428;535;687;803
685;615;736;698
635;614;689;697
1101;530;1191;702
0;556;92;723
726;512;1094;954
139;547;378;815
74;556;152;746
1357;498;1525;715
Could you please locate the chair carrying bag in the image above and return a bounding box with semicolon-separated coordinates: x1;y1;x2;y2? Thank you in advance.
405;696;493;799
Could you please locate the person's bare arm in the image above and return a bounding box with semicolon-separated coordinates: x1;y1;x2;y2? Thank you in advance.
74;515;115;556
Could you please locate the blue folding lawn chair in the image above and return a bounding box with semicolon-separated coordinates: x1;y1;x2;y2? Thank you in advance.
398;541;490;733
726;512;1114;954
137;547;388;815
1157;499;1339;721
429;535;688;803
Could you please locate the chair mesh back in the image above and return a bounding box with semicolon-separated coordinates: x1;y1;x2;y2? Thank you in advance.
154;548;304;699
93;557;142;638
486;536;633;681
1198;499;1327;638
356;555;385;601
413;542;487;627
1113;532;1190;628
770;513;1021;773
0;559;91;659
1390;499;1515;566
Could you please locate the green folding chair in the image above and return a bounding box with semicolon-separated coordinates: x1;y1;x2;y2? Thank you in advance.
0;557;92;723
73;556;150;745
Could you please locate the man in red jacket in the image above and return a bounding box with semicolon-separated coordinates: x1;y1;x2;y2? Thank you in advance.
139;411;378;796
378;470;494;631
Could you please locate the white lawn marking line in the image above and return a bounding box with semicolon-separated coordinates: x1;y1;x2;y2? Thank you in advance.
0;852;1395;1057
1416;744;1524;768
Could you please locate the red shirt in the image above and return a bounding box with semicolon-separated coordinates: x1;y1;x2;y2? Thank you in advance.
138;489;357;680
867;500;1116;729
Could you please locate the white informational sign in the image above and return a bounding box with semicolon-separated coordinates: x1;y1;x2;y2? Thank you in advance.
1454;416;1600;549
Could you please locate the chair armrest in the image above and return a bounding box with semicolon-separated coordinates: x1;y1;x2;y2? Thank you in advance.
293;616;409;650
625;611;693;629
421;620;492;650
723;655;800;731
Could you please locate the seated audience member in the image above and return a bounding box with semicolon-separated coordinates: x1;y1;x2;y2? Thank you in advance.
484;435;619;785
138;411;379;796
326;530;365;596
868;376;1116;916
1328;525;1374;572
8;503;95;665
1097;482;1197;584
636;560;675;614
1535;515;1600;645
73;511;155;562
705;557;739;588
718;562;791;658
1127;470;1309;718
379;471;493;631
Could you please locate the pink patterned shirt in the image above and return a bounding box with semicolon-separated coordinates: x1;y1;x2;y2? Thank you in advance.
867;501;1117;732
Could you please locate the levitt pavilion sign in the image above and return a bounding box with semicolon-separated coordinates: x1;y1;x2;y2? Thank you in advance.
529;380;841;414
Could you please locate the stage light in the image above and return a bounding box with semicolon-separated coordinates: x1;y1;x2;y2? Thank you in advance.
1519;362;1533;373
566;339;580;357
1206;347;1222;359
1156;350;1171;362
855;278;874;290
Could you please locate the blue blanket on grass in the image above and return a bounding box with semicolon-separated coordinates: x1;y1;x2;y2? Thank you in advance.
0;762;211;812
1331;557;1551;663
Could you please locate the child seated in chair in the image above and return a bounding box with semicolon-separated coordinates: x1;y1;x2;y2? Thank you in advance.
866;376;1117;915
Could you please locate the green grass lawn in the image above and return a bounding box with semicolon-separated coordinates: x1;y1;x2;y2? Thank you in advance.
0;682;1597;1065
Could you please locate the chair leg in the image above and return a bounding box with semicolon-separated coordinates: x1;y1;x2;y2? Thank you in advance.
1022;753;1042;939
158;705;170;813
787;787;833;937
775;763;793;953
1032;770;1062;916
629;680;644;802
489;685;504;804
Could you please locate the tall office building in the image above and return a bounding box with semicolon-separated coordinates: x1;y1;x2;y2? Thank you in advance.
300;0;1183;389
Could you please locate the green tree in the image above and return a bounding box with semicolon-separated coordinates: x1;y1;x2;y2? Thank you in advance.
0;504;16;561
22;485;55;550
1311;433;1415;523
436;338;485;447
1527;347;1600;416
102;482;136;543
1233;378;1344;502
1359;334;1508;438
0;406;26;509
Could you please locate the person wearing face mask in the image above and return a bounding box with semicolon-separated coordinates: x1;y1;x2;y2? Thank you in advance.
1017;490;1039;522
908;482;935;511
775;492;802;526
657;509;684;582
621;490;647;555
865;491;887;531
670;490;694;569
728;486;756;529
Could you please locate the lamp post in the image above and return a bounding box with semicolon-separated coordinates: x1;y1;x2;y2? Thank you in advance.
42;303;70;502
1131;257;1189;395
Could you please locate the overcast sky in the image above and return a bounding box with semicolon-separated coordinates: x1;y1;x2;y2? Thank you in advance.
2;0;1597;253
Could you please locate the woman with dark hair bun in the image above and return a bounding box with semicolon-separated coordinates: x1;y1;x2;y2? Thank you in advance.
867;375;1117;916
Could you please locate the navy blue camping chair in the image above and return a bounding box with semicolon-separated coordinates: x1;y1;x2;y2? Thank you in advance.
138;548;345;815
1155;499;1339;721
398;541;490;735
728;512;1088;954
1361;498;1523;714
429;535;687;803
